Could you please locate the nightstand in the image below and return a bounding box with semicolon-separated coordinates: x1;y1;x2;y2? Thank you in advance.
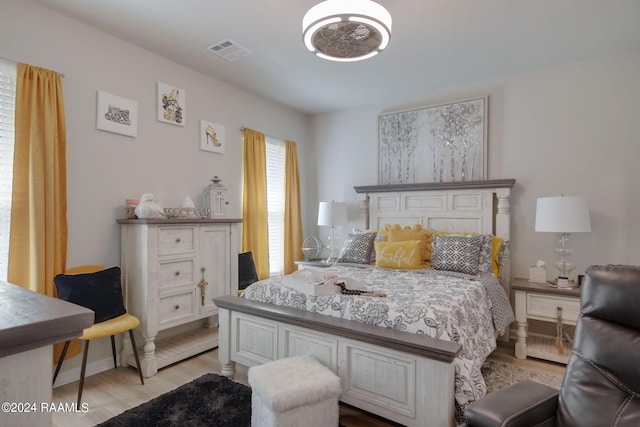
294;259;332;269
512;278;581;364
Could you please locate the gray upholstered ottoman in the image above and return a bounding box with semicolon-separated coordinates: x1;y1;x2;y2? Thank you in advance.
248;356;342;427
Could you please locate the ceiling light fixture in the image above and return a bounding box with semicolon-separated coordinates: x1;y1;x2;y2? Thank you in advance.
302;0;392;62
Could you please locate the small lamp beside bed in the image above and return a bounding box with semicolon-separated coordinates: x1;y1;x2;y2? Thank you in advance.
317;201;347;263
535;195;591;286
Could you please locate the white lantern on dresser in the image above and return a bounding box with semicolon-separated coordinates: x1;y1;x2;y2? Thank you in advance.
204;175;228;217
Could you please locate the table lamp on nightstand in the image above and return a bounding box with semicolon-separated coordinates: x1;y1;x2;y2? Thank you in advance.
317;201;347;263
535;195;591;285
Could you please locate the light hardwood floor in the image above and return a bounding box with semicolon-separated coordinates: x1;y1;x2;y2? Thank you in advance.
51;341;566;427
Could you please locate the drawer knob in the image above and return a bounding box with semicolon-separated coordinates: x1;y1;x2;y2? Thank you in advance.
174;304;180;310
175;237;181;243
175;271;181;276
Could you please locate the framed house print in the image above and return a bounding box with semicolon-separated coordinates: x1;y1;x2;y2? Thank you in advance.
95;91;138;137
378;97;487;185
200;120;225;154
156;81;185;126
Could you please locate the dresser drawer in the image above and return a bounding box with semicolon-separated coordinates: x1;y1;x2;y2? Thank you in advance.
157;227;196;256
159;290;196;327
527;293;580;324
157;258;195;290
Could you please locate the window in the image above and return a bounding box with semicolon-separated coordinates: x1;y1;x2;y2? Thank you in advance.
265;137;285;276
0;58;16;282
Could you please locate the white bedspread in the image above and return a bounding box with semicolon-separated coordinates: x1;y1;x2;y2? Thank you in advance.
242;265;515;406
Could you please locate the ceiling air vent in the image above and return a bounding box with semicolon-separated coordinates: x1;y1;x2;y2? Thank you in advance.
206;39;253;62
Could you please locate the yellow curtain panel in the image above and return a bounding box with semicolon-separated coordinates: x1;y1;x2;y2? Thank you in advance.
242;128;270;280
284;140;304;274
8;63;72;361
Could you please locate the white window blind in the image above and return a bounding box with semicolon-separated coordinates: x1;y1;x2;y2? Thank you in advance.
265;137;285;276
0;58;16;282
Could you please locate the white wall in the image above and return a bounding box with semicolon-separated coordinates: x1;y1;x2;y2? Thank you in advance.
0;0;311;382
311;50;640;281
3;0;640;385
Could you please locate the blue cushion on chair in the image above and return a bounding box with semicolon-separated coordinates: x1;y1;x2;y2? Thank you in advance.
54;266;126;323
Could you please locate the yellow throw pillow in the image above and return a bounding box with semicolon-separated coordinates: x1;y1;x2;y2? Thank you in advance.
367;228;387;236
385;224;432;266
491;236;503;278
375;240;423;269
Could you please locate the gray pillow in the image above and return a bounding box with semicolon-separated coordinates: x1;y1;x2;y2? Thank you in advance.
432;234;482;275
336;232;377;264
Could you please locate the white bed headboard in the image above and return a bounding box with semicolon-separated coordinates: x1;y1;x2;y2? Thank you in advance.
354;178;516;299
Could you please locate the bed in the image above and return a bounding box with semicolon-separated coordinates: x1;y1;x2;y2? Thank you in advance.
214;179;516;427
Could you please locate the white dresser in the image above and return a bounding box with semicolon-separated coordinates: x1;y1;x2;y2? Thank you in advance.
118;218;241;377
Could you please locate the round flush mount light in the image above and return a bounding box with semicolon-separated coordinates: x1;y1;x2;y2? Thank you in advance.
302;0;392;62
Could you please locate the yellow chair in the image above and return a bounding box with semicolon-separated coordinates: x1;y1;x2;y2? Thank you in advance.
52;265;144;406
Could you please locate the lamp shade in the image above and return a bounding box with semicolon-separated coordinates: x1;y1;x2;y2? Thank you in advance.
535;196;591;233
318;201;347;226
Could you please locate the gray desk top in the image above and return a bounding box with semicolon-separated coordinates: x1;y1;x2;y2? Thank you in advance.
0;281;94;358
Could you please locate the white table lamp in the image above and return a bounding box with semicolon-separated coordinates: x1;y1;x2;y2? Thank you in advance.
318;201;347;263
535;195;591;281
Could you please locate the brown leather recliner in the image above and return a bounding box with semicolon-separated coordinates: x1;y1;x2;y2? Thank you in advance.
462;264;640;427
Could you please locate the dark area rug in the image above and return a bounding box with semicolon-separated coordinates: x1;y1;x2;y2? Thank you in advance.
98;374;251;427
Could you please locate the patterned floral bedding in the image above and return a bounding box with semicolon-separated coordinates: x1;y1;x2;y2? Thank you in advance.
242;264;515;406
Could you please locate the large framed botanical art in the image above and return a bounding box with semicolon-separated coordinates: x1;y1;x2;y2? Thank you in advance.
95;91;138;137
378;97;487;185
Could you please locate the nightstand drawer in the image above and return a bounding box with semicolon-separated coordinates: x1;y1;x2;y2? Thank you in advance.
527;293;580;324
157;227;196;256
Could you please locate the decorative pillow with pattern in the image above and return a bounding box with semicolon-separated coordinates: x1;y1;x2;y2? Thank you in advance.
431;234;483;275
386;224;433;266
371;233;386;263
375;240;423;269
476;235;493;273
431;231;503;277
353;228;387;264
336;232;377;264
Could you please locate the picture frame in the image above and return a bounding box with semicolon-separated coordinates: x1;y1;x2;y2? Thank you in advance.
156;81;185;126
95;91;138;137
200;120;225;154
378;97;487;185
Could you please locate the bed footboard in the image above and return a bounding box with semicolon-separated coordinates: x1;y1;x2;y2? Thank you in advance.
214;295;462;427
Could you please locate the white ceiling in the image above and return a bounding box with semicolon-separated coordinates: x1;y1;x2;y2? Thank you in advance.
32;0;640;114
